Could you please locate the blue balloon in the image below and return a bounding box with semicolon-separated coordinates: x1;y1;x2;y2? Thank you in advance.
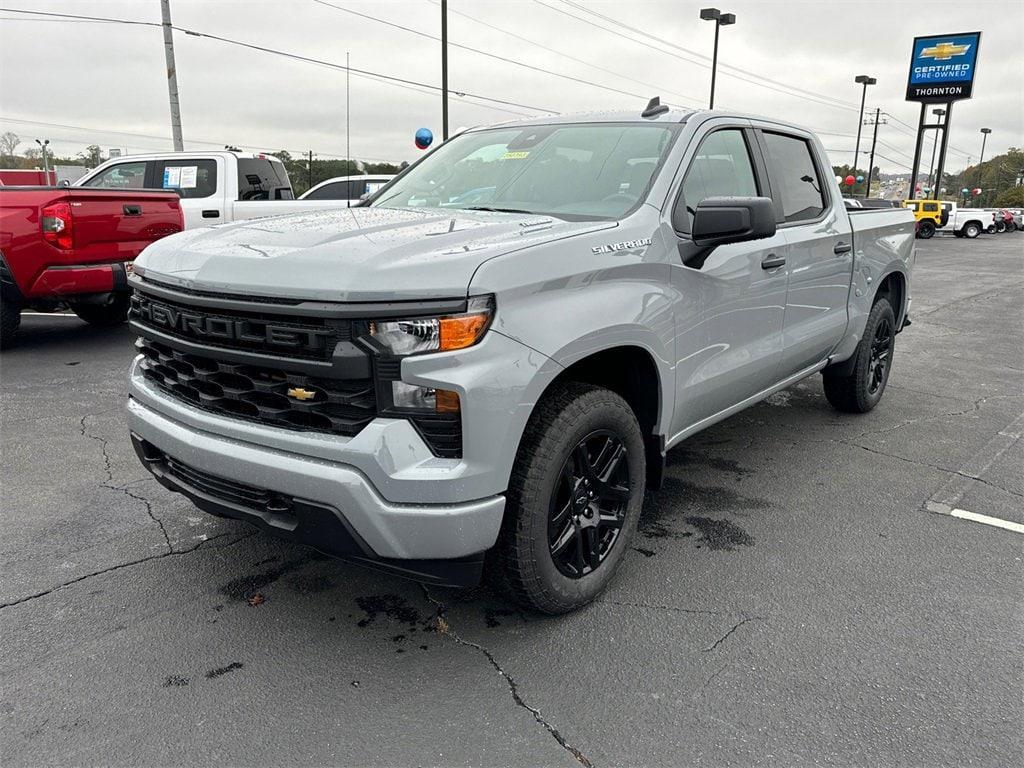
414;128;433;150
856;175;864;183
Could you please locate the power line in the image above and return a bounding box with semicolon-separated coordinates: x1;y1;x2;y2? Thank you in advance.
0;6;558;114
310;0;659;104
423;0;703;107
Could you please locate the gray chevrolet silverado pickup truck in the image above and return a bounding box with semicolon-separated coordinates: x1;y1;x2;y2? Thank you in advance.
126;105;915;613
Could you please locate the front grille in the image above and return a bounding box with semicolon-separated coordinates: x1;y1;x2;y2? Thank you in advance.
129;292;350;362
137;337;376;437
409;414;462;459
164;453;277;510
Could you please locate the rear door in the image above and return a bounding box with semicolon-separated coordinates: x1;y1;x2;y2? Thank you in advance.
150;157;222;228
755;127;853;377
668;121;789;430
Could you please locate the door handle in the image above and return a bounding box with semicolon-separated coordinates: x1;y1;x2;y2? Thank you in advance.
123;204;141;216
833;242;853;255
761;254;786;270
202;209;220;219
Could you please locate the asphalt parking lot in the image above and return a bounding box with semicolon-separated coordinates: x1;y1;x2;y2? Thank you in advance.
2;234;1021;767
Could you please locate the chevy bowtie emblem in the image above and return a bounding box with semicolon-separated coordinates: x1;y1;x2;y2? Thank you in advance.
920;42;971;60
287;387;317;401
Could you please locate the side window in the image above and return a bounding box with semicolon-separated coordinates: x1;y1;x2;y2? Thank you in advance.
156;159;217;199
237;158;292;201
761;132;827;223
304;181;349;200
81;161;148;189
923;202;938;212
678;129;758;231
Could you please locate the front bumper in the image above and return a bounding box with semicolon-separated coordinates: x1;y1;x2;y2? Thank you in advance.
127;391;505;583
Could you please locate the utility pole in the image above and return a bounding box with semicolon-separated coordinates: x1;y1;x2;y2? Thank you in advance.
160;0;184;151
346;50;352;208
864;108;885;199
441;0;449;140
926;108;946;195
307;150;313;190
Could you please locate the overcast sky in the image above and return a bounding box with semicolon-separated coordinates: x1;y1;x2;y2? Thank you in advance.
1;0;1021;174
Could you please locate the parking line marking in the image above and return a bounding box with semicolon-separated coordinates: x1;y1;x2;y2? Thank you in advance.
925;502;1024;534
926;411;1024;509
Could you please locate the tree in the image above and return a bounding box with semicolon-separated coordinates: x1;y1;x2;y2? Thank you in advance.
78;144;104;168
993;186;1024;208
0;132;21;164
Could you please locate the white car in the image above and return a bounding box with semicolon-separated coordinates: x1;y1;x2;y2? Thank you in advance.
76;151;351;229
300;175;394;203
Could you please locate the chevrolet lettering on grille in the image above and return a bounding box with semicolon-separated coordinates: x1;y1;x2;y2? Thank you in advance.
131;294;333;352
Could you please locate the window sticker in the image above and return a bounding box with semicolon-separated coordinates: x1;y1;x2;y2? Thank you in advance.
162;166;181;188
178;166;198;188
501;151;530;160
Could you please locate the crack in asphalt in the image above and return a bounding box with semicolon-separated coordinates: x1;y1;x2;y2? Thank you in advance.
703;615;763;653
831;439;1024;500
0;531;257;610
420;585;593;768
853;394;1019;440
79;415;173;553
596;599;729;616
914;281;1024;318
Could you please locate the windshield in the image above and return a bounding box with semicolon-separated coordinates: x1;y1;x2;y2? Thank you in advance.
371;123;677;219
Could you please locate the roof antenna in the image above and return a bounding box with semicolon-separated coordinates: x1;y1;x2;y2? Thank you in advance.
641;96;669;119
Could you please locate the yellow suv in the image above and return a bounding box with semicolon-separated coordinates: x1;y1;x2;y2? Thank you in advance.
902;199;948;239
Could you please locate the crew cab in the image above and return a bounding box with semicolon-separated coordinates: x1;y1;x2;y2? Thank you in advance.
126;106;915;613
75;151;349;229
0;186;183;346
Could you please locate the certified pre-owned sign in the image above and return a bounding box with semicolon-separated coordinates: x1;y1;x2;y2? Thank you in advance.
906;32;981;102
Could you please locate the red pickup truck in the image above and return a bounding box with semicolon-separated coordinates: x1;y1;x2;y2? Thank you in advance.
0;186;183;347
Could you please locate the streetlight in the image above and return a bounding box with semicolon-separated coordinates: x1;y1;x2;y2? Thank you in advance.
851;75;876;192
927;108;946;197
34;138;50;179
700;8;736;109
978;128;992;166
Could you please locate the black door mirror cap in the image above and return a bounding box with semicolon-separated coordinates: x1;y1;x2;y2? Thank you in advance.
690;196;777;248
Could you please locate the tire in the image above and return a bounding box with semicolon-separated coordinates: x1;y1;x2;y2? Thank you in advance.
822;298;896;414
995;221;1006;233
494;382;645;614
918;221;935;239
963;222;981;239
0;297;20;349
987;225;996;234
70;293;131;327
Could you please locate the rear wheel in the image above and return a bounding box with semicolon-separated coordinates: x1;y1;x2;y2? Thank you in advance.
0;298;20;349
995;221;1006;233
963;222;981;239
70;293;131;327
918;220;935;239
495;382;645;614
822;298;896;414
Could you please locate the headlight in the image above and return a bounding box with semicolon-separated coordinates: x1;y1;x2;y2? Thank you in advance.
369;295;493;355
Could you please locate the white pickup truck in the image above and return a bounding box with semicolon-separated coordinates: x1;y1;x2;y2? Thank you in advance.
75;151;356;229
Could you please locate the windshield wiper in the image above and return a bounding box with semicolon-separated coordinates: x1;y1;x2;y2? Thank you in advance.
462;206;535;215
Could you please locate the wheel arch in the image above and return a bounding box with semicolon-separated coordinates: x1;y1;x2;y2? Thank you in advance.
536;344;667;490
873;269;907;328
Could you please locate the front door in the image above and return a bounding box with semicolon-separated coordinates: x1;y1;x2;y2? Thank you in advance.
669;125;788;433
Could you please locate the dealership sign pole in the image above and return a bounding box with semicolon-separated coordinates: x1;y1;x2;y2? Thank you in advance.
906;32;980;200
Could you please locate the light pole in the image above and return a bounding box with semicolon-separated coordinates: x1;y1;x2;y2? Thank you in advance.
927;108;946;196
978;128;992;166
700;8;736;109
441;0;449;140
34;138;50;179
852;75;876;193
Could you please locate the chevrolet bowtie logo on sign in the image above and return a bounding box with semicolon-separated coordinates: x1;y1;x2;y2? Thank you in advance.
906;32;981;103
919;42;972;61
286;387;317;401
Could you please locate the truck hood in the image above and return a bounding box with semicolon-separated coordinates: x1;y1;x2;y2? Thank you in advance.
135;207;615;302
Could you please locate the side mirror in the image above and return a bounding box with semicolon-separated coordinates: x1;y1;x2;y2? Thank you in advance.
690;196;777;247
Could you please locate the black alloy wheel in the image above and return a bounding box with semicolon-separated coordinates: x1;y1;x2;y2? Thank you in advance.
867;315;894;396
547;430;630;578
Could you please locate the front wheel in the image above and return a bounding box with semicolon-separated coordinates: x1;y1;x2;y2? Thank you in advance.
495;382;645;614
918;220;935;239
963;222;981;239
822;298;896;414
995;221;1006;233
70;293;131;327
